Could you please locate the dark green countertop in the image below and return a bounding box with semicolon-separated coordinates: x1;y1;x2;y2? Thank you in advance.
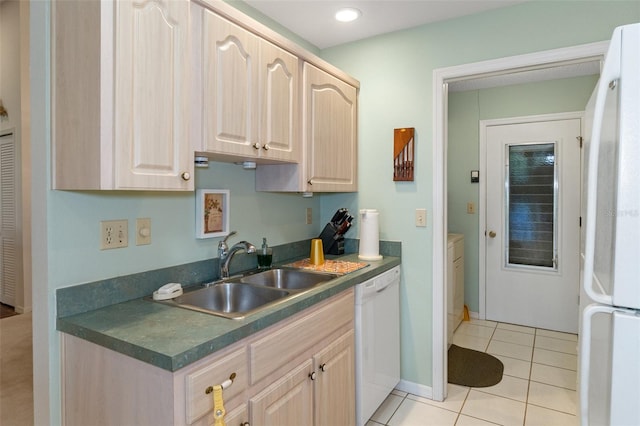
57;254;400;372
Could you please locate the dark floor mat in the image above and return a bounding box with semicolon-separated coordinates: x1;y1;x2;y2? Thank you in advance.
0;302;18;319
448;344;504;387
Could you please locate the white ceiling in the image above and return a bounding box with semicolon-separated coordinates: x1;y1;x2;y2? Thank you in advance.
244;0;530;50
243;0;602;90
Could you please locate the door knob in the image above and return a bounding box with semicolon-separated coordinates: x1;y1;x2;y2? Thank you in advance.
488;231;496;238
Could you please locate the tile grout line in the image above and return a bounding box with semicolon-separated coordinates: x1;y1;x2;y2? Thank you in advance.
522;328;539;425
384;392;409;425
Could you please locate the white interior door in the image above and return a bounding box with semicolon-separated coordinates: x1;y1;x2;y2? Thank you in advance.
0;133;17;307
485;118;581;333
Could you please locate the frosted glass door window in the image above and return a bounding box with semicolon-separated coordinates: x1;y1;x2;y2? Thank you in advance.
507;143;557;269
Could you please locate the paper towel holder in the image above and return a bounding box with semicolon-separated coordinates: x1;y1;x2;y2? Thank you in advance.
358;209;383;261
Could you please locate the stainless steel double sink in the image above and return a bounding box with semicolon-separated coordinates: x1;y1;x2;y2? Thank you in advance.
152;268;338;319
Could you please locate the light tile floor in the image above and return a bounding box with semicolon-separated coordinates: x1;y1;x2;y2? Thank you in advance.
367;319;578;426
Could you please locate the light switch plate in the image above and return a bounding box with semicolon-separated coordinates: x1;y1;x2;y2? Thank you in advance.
415;209;427;227
467;202;476;214
306;208;312;225
136;218;151;245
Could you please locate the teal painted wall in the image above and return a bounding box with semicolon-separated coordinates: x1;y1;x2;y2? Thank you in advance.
50;164;321;286
33;1;640;422
321;1;639;388
447;74;600;314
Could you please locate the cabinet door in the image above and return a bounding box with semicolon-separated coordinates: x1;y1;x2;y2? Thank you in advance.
220;403;248;426
114;0;193;190
259;40;299;163
250;359;314;426
303;63;358;192
314;330;356;426
203;10;260;157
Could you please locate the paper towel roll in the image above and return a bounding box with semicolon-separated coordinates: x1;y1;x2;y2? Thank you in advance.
358;209;383;260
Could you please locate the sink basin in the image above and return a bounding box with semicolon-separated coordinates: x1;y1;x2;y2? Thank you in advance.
239;268;338;290
170;282;290;319
150;268;338;320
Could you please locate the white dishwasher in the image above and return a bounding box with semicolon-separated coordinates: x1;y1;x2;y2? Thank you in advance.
355;265;401;426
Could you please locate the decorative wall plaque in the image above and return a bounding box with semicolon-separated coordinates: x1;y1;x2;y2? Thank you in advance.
393;127;415;181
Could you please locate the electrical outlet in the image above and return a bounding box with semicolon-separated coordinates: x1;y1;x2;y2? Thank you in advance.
100;220;128;250
467;202;476;214
415;209;427;227
306;207;313;225
136;218;151;245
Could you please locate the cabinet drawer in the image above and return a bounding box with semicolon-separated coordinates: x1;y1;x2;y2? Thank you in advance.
185;347;248;424
250;290;354;384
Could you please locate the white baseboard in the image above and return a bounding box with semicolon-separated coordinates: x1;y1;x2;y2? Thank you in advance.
14;305;32;314
395;379;433;400
470;310;479;320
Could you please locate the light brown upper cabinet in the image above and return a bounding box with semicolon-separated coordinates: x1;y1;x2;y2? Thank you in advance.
303;63;358;192
52;0;193;191
256;63;358;193
195;7;299;164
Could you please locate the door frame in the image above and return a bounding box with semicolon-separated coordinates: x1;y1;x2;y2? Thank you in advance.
479;112;584;324
431;41;607;402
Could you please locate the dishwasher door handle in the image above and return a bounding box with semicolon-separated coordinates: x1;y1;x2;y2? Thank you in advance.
376;280;398;293
376;284;390;293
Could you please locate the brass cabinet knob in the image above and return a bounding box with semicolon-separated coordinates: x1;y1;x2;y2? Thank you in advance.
309;371;316;381
181;172;191;181
252;143;261;150
488;231;496;238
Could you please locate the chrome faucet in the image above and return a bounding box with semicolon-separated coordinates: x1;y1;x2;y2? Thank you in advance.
218;231;256;279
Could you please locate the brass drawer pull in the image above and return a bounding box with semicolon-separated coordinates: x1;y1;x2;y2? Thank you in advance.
205;372;237;394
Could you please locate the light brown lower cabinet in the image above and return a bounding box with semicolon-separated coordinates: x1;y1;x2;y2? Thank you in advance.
250;359;314;425
313;330;356;426
249;329;355;426
61;289;355;426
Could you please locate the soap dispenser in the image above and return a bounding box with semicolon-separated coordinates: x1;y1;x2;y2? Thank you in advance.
257;237;273;269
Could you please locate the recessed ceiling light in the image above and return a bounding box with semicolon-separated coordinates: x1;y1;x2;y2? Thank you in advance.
335;7;361;23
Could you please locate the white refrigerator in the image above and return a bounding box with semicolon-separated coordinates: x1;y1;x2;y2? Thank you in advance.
580;22;640;426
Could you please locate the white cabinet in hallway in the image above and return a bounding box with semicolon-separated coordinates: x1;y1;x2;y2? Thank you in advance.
447;233;464;348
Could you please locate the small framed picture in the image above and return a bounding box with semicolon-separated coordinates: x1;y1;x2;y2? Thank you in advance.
196;189;230;239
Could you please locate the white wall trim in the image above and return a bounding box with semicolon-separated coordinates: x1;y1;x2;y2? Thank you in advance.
432;40;606;403
396;379;433;400
478;111;585;321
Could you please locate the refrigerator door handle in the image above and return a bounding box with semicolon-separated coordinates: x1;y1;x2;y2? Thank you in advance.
579;303;637;426
582;28;622;306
